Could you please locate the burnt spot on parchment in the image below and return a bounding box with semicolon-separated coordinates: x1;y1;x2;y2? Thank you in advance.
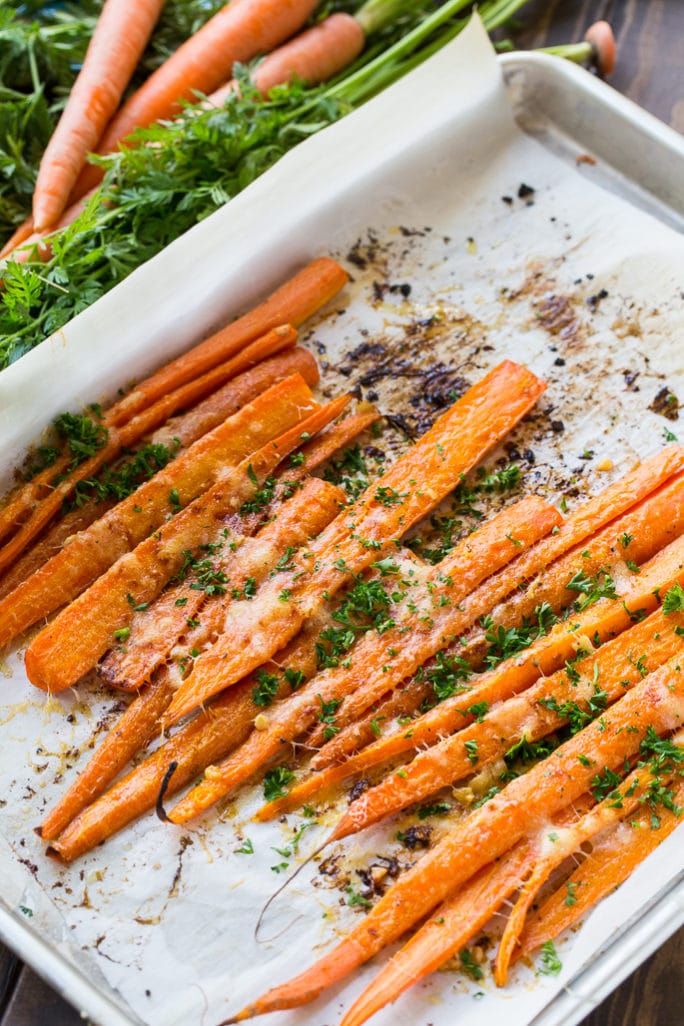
649;385;680;421
507;265;584;345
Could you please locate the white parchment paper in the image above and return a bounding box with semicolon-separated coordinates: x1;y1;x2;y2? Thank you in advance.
0;15;683;1026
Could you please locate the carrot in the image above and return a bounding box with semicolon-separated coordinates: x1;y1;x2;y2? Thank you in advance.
208;12;365;106
40;478;344;843
25;395;347;691
0;325;298;574
168;497;558;823
224;661;684;1021
337;843;536;1026
69;0;321;203
32;0;165;230
150;345;318;449
109;257;347;426
258;574;684;822
0;216;35;259
39;674;174;843
0;374;317;650
303;496;562;752
518;778;684;961
99;474;346;691
585;20;617;76
164;361;547;724
494;729;684;986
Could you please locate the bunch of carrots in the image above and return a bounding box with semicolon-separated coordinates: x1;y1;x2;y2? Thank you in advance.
0;1;615;367
0;252;682;1024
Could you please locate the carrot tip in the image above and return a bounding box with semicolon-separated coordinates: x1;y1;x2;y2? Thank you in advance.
584;20;616;76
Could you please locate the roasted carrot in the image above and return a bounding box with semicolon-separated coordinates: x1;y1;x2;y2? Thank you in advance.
69;0;321;202
39;674;174;843
99;475;346;690
494;729;684;985
337;843;536;1026
303;496;561;751
40;478;344;842
330;605;684;840
518;778;684;961
0;325;298;574
168;498;558;823
0;374;317;650
258;566;684;821
224;661;684;1020
209;12;365;106
25;395;347;691
165;361;547;724
32;0;165;230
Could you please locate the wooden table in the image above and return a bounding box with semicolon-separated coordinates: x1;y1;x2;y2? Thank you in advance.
1;1;682;1023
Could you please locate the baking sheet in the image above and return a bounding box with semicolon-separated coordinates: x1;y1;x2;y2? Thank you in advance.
0;15;683;1026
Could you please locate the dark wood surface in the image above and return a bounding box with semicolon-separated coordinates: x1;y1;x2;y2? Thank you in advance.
2;1;682;1023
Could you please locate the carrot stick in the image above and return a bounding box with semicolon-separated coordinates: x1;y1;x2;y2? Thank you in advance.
69;0;321;203
0;325;298;573
224;661;684;1021
40;478;344;843
25;395;347;691
32;0;165;230
494;730;684;986
208;12;365;106
169;497;558;822
150;345;318;448
0;374;317;650
518;778;684;961
165;361;547;724
304;495;561;752
285;530;684;813
100;475;346;691
337;843;536;1026
39;674;174;842
330;605;684;840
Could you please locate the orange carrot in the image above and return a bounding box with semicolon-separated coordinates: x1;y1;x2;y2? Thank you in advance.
0;217;34;259
165;361;547;724
494;730;684;986
337;843;536;1026
208;12;365;106
0;374;316;650
25;395;347;691
109;257;347;425
331;605;684;841
169;497;558;820
518;778;684;961
270;530;684;816
32;0;165;230
0;325;297;574
40;478;343;842
99;475;346;690
224;661;684;1021
69;0;321;202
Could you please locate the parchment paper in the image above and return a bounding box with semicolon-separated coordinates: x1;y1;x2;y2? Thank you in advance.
0;15;683;1026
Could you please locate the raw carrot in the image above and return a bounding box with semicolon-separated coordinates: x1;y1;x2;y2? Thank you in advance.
69;0;321;202
0;374;317;650
32;0;165;230
208;12;365;105
164;361;547;724
518;778;684;961
224;661;684;1021
494;729;684;985
99;475;346;690
337;843;536;1026
108;257;347;425
0;216;34;259
40;478;343;842
0;325;298;574
585;20;617;76
25;396;347;691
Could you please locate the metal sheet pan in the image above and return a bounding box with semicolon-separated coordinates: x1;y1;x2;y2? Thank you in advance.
0;21;683;1026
